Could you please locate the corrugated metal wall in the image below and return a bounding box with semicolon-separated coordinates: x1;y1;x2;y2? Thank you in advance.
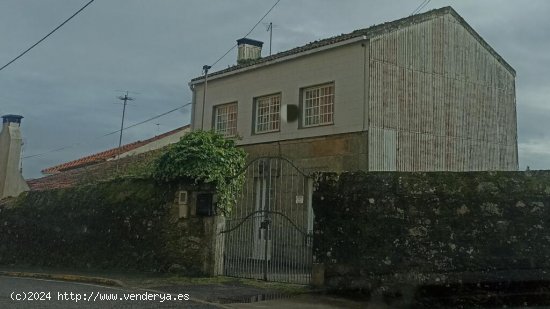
368;14;518;171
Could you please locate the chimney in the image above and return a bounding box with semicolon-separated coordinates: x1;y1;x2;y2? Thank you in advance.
237;38;263;64
0;114;30;199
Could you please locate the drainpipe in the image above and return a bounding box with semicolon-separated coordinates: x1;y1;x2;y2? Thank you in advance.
361;35;369;171
188;83;196;130
201;65;211;130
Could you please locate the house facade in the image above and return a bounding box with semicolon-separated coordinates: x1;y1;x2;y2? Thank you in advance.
189;6;518;173
190;6;518;283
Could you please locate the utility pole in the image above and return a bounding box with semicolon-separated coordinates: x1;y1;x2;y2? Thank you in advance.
116;91;134;170
201;65;211;130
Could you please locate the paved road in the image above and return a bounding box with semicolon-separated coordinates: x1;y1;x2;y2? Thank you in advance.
0;276;221;309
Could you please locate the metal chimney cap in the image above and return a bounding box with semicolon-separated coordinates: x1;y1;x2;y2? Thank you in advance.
2;114;24;124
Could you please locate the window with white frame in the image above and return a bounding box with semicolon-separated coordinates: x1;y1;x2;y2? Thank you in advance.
302;83;334;127
214;103;237;137
255;94;281;134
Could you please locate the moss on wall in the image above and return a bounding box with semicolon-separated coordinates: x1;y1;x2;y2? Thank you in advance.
0;178;209;275
313;171;550;288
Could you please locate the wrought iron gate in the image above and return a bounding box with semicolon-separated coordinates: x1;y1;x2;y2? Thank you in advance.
216;157;313;284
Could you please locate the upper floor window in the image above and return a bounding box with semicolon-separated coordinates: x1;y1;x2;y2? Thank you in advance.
214;102;237;137
255;94;281;134
302;83;334;127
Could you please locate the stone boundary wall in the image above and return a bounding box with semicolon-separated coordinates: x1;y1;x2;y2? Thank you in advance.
313;171;550;289
0;178;221;276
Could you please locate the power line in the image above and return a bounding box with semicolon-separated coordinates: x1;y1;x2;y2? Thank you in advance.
23;103;190;160
0;0;96;73
209;0;281;69
114;104;189;134
419;0;432;13
411;0;428;15
411;0;432;15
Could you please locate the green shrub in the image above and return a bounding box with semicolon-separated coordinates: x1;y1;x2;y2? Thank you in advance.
153;130;246;215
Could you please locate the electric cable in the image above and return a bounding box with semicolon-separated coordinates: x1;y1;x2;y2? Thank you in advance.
209;0;281;69
0;0;96;72
23;102;190;159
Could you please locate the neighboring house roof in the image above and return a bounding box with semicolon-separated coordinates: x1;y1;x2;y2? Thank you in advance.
41;125;189;175
190;6;514;84
27;147;164;191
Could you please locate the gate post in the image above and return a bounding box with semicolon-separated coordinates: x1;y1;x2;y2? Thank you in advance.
262;218;271;281
205;215;226;276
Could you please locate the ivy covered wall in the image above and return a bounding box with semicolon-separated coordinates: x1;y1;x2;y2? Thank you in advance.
0;178;216;275
313;171;550;289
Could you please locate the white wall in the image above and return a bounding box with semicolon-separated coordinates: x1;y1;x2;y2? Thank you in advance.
367;14;518;171
0;122;29;199
190;11;518;172
191;42;369;146
115;127;189;159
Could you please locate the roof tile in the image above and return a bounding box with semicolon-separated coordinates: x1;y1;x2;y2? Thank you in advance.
41;125;188;174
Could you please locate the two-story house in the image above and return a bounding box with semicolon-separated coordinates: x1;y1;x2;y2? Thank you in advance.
189;6;518;173
189;6;519;284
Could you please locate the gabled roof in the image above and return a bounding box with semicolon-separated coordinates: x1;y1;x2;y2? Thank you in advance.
41;125;189;175
190;6;514;84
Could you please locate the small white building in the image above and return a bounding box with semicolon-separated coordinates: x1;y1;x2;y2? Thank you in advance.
40;125;189;175
28;126;190;191
0;115;29;199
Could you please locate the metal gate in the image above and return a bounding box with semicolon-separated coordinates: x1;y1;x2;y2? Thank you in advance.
216;156;313;284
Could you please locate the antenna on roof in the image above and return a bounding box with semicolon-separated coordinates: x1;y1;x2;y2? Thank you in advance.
265;22;275;56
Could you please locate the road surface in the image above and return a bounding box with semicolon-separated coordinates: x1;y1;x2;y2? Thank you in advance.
0;276;220;308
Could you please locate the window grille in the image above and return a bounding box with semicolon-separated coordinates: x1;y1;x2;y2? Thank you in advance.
255;94;281;133
214;103;238;137
303;84;334;127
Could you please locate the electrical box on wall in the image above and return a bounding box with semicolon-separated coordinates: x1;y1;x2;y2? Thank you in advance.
196;193;214;216
178;191;188;204
282;104;299;122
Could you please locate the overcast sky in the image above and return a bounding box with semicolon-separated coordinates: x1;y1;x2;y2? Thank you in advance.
0;0;548;178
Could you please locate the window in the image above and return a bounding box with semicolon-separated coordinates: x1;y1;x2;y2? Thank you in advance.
214;103;237;137
302;83;334;127
255;94;281;134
